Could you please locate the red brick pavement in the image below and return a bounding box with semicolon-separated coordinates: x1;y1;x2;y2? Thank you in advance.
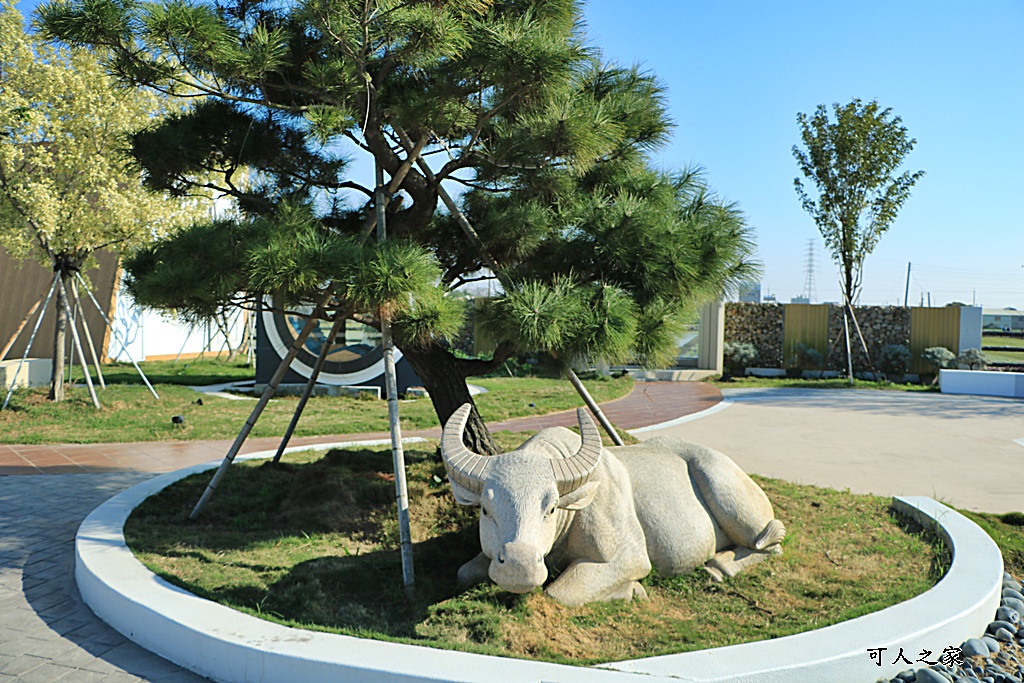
0;380;721;475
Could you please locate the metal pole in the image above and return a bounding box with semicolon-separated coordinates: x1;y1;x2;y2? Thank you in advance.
75;272;159;399
2;276;58;411
378;160;415;594
564;366;624;446
190;307;322;519
904;262;911;308
56;278;101;409
842;305;854;386
270;316;344;465
72;280;106;389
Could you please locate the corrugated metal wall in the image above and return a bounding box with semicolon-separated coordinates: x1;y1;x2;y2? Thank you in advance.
909;307;960;374
0;249;119;361
782;304;829;367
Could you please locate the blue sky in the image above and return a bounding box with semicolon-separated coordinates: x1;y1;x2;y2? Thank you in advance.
16;0;1024;307
582;1;1024;307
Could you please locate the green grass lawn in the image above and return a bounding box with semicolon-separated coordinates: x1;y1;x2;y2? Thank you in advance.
125;441;953;664
709;376;939;391
70;357;257;385
981;334;1024;364
982;334;1024;349
0;375;634;444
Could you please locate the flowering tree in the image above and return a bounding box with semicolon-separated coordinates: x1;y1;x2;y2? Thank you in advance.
0;1;205;401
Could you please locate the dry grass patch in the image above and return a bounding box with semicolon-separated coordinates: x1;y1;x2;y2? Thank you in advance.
126;440;948;664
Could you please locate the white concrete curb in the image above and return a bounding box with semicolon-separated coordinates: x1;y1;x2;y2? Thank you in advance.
625;399;734;437
77;445;1003;683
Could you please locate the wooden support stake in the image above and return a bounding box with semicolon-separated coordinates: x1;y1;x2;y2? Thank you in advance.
75;272;159;399
56;278;101;409
1;296;44;363
271;316;345;465
190;307;322;519
377;160;415;594
72;280;106;389
2;276;57;411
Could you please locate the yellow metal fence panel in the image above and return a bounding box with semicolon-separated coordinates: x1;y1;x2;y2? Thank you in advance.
909;308;960;374
782;304;829;368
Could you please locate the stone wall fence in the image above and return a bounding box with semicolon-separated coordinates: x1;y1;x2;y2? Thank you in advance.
724;303;972;374
724;303;783;368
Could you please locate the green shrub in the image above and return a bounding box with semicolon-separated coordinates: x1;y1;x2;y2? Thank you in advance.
789;343;824;371
877;344;911;376
723;342;758;371
920;346;956;372
957;348;987;370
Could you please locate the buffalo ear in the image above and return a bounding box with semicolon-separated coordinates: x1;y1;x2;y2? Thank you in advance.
449;478;481;506
558;481;601;510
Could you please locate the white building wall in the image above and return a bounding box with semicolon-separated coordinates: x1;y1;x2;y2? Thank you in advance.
108;286;247;362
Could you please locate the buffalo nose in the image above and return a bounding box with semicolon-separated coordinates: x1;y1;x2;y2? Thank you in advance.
499;543;541;566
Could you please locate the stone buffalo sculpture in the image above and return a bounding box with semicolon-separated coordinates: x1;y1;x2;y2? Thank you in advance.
441;404;785;606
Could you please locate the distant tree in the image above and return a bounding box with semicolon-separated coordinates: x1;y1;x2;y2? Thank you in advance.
793;99;924;306
945;302;968;307
43;0;759;451
0;1;204;401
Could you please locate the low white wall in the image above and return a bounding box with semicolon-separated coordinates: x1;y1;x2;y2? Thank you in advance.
0;357;52;389
940;369;1024;398
76;449;1004;683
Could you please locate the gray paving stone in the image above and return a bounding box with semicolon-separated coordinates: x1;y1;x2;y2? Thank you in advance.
100;643;186;677
99;673;145;683
0;636;38;656
146;670;210;683
0;653;48;676
15;662;76;682
47;646;102;669
57;671;111;683
24;635;81;659
0;473;210;682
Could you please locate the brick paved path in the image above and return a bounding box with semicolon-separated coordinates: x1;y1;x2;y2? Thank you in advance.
0;381;722;475
0;473;208;681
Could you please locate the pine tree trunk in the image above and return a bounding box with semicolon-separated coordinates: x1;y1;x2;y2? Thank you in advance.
401;342;499;456
48;271;71;402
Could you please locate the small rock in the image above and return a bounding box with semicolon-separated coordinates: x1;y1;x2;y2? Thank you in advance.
984;636;1002;654
1005;599;1024;615
897;671;917;682
964;639;991;658
1004;588;1024;603
1006;577;1024;592
916;669;952;683
997;607;1022;624
997;627;1016;642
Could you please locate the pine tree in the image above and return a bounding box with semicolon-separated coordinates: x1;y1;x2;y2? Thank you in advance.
43;0;758;449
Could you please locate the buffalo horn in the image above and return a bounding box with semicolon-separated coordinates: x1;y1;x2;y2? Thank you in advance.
551;408;602;494
440;403;490;494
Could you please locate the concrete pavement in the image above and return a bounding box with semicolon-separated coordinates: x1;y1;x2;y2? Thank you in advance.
635;387;1024;514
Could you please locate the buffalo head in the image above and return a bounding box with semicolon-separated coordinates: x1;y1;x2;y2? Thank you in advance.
441;404;603;593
